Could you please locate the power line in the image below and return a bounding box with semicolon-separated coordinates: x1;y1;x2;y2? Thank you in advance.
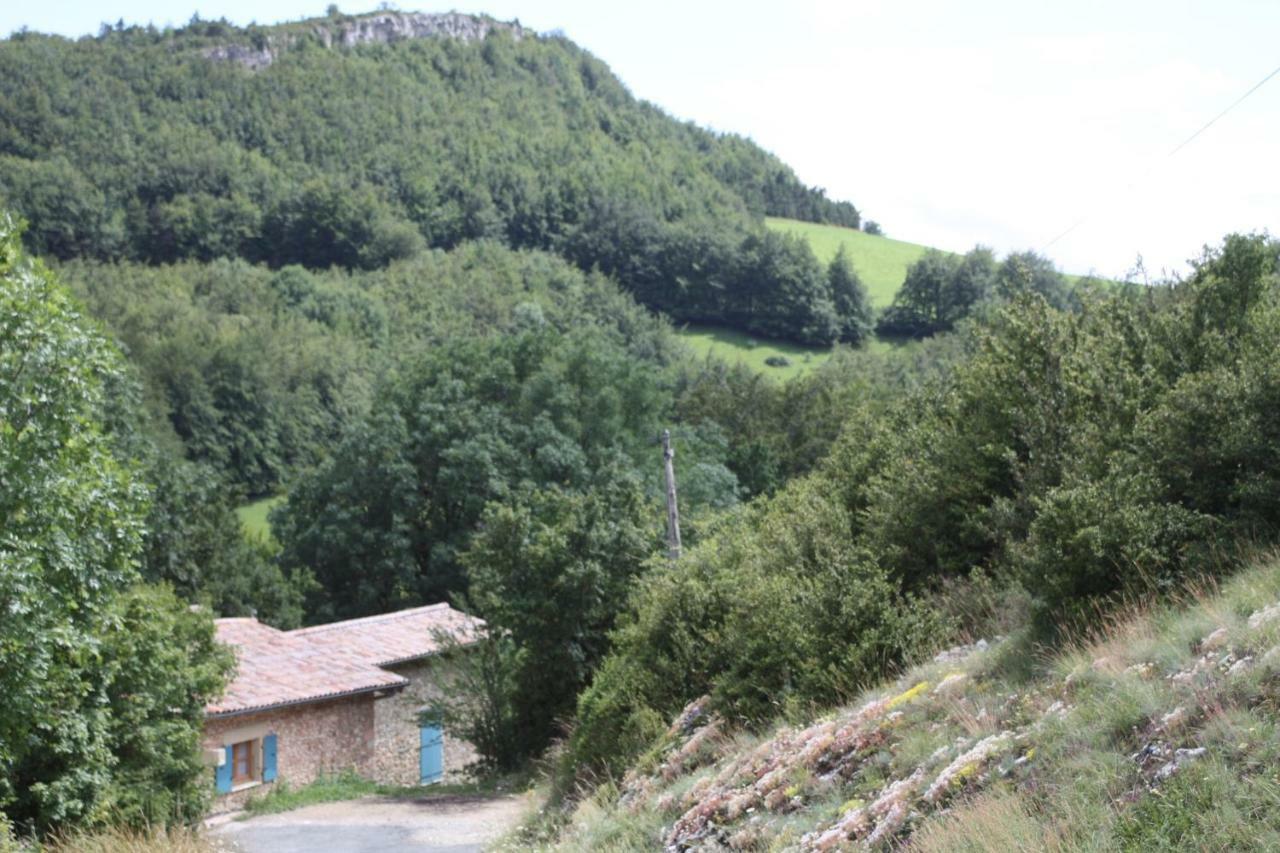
1165;62;1280;158
1040;59;1280;254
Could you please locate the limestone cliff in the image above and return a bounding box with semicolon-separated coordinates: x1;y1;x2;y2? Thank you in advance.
204;11;527;70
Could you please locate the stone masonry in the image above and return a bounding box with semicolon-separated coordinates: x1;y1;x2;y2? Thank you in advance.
203;693;377;812
205;604;482;812
370;657;478;786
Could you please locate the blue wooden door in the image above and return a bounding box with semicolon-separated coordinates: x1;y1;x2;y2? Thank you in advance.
419;724;443;784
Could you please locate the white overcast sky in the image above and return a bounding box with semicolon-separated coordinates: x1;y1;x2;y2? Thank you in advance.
4;0;1277;278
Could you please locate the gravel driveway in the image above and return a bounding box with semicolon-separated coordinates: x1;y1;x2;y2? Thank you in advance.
211;794;527;853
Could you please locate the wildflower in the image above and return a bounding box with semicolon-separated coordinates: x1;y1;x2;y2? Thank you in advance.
924;732;1012;803
1201;627;1229;651
1248;603;1280;631
1227;656;1254;678
933;672;968;696
887;681;930;710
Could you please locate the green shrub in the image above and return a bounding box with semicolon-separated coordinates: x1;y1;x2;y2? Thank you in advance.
569;476;943;777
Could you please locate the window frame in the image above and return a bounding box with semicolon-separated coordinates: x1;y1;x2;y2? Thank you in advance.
231;738;258;786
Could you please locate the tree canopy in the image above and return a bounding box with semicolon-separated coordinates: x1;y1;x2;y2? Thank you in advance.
0;214;230;833
0;12;865;344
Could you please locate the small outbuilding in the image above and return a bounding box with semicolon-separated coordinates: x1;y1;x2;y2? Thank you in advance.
203;603;482;811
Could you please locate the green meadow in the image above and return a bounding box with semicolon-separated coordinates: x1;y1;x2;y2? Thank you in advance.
677;323;833;379
766;216;938;307
674;218;930;377
236;495;285;541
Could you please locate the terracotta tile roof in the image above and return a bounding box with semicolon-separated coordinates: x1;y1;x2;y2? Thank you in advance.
206;603;482;717
290;602;483;666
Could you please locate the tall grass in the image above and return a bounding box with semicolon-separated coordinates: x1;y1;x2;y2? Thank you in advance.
537;557;1280;850
42;825;216;853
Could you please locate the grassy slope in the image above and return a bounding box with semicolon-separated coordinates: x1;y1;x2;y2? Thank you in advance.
542;557;1280;851
766;217;938;308
673;219;933;378
676;323;833;380
235;495;284;540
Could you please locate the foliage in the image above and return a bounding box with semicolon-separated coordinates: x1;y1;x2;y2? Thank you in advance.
0;14;863;344
0;214;229;833
96;586;235;825
435;629;523;774
276;327;737;621
826;245;874;344
878;246;995;334
879;246;1074;336
570;476;943;776
141;459;310;628
58;243;673;495
462;481;659;765
567;233;1280;778
0;212;147;830
672;342;964;498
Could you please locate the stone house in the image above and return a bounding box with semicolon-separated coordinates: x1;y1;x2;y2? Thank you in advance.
203;602;482;811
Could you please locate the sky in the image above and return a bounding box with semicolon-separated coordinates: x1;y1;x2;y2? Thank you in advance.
3;0;1277;278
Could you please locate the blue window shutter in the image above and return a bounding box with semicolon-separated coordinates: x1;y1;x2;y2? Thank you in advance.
215;746;233;793
262;734;278;782
419;724;444;784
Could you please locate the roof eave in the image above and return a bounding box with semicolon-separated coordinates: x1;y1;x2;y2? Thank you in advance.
376;637;481;668
205;679;406;720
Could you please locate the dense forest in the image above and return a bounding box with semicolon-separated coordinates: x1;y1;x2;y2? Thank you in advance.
0;10;867;346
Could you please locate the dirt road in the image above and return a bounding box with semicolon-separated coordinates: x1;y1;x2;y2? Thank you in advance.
211;794;527;853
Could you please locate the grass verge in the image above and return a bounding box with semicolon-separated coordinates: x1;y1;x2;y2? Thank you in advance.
242;770;521;817
32;824;215;853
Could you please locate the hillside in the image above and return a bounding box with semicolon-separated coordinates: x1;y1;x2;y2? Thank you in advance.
767;218;938;308
543;556;1280;850
0;10;867;345
674;220;942;379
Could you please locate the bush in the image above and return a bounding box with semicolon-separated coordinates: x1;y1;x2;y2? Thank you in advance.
764;355;791;368
568;476;943;777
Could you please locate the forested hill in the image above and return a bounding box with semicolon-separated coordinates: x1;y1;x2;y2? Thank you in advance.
0;9;865;343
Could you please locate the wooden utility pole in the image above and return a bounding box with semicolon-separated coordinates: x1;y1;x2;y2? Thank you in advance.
661;429;682;560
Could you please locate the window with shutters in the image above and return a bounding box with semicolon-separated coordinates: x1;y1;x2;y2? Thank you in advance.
231;739;257;785
215;731;277;795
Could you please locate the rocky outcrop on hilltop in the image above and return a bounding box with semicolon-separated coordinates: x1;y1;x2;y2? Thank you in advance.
205;12;527;70
320;11;525;48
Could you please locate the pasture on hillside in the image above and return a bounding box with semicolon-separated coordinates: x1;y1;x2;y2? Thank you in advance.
766;217;938;307
677;323;833;379
675;219;930;377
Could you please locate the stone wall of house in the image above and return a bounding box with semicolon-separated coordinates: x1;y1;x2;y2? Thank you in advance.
203;694;377;812
370;656;478;785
